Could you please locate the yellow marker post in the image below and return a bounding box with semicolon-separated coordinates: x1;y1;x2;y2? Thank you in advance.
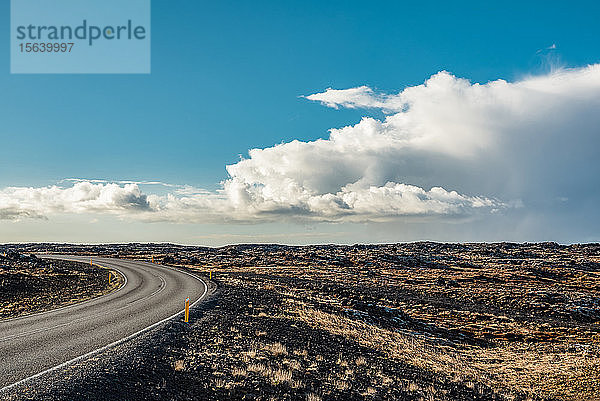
184;297;190;323
108;271;112;285
90;258;93;266
151;255;154;263
209;271;212;280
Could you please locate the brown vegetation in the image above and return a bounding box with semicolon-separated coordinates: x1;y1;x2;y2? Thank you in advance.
2;242;599;400
173;242;600;400
0;252;122;319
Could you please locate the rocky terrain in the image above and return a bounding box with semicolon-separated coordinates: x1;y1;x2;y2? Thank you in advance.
2;242;599;400
0;251;122;319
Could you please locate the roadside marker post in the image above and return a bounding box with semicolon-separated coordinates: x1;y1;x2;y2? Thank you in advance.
108;271;111;285
90;258;93;266
209;271;212;280
184;297;190;323
151;255;154;263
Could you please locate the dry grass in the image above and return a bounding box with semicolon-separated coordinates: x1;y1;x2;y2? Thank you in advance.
173;359;185;372
361;386;377;396
283;303;600;400
290;306;475;377
306;393;322;401
213;377;226;388
286;358;302;371
264;342;288;356
247;360;298;387
242;343;259;360
293;348;308;358
336;353;349;367
192;252;600;400
247;363;268;374
269;368;292;385
333;378;349;390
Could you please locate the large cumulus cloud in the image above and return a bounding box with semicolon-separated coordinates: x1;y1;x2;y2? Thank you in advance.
2;65;600;226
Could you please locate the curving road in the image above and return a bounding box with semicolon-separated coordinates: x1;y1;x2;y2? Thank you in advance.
0;255;207;391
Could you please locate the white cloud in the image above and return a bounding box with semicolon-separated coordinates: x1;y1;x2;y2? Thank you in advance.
138;181;497;224
0;179;498;224
0;182;150;220
3;65;600;227
304;86;404;112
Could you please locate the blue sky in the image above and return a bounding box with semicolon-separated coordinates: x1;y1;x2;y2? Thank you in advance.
1;1;600;244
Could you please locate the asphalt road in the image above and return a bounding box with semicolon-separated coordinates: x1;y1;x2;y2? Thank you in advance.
0;256;207;391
